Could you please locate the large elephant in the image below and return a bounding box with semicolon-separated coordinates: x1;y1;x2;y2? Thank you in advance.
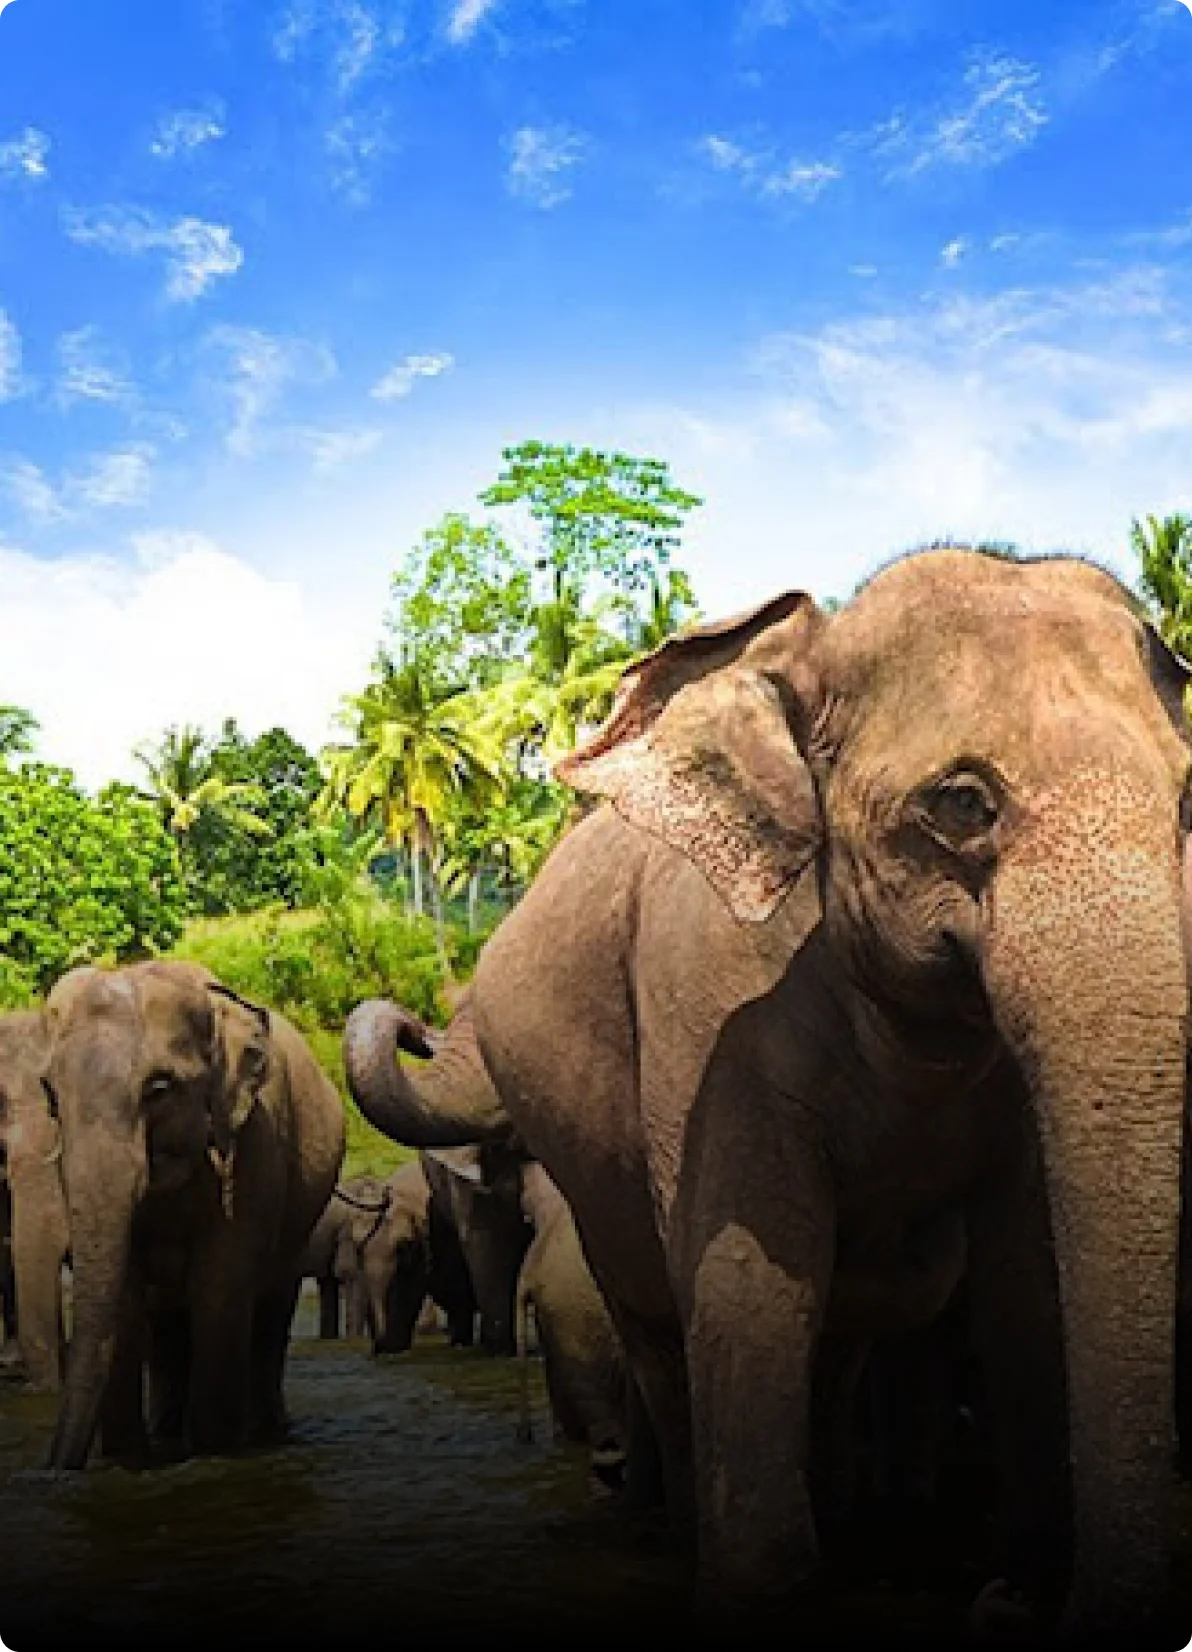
343;545;1192;1636
0;1011;70;1389
41;959;345;1469
516;1160;627;1492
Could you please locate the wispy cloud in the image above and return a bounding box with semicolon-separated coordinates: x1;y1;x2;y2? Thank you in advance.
940;236;969;268
55;326;135;408
0;127;50;183
446;0;500;44
150;105;226;160
698;133;841;202
325;110;391;205
273;0;400;95
370;351;455;401
1;444;155;523
204;325;337;457
877;52;1047;177
505;124;588;209
301;427;385;470
62;207;244;301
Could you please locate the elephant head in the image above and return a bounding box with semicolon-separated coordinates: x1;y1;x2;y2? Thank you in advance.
555;546;1192;1630
41;960;273;1469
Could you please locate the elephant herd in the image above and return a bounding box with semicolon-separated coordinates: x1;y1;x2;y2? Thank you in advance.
3;544;1192;1643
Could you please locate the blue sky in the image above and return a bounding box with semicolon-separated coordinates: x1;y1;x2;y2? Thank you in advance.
0;0;1190;787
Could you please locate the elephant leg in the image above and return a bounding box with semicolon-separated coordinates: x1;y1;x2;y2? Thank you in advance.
250;1276;301;1444
97;1287;149;1462
808;1333;873;1538
344;1279;368;1339
675;1129;835;1610
189;1258;255;1456
317;1276;340;1340
964;1112;1070;1620
10;1164;69;1391
614;1308;693;1531
146;1308;191;1443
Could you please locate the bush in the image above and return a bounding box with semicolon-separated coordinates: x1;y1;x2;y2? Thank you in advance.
0;766;185;991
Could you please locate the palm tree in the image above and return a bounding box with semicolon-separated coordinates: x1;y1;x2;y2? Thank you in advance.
1132;512;1192;658
134;724;273;840
0;705;38;765
316;653;506;926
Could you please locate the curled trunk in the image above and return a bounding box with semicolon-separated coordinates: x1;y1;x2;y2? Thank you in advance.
343;996;508;1150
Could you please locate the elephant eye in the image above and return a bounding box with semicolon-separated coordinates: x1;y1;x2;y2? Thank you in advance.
919;773;1000;845
142;1072;174;1101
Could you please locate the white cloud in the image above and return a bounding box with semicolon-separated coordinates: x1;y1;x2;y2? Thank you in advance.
62;207;244;302
506;124;588;209
940;236;969;268
0;534;365;791
301;427;385;471
878;53;1048;177
325;110;391;205
150;106;226;159
273;1;400;94
370;351;454;401
0;127;50;182
447;0;500;44
204;325;338;456
1;444;155;522
698;133;841;202
55;326;134;407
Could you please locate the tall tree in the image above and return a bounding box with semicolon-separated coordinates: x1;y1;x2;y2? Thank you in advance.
0;705;38;764
316;653;505;925
1132;512;1192;658
386;513;532;698
134;724;273;841
478;440;702;621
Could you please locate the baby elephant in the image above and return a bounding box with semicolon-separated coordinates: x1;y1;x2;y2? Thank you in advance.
516;1162;626;1493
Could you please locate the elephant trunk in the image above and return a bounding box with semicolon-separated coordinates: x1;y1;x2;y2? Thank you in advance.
344;998;508;1149
982;772;1186;1631
47;1136;142;1470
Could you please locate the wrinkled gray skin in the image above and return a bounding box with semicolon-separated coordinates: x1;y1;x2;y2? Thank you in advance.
0;1012;70;1390
43;960;345;1470
299;1175;390;1340
516;1161;627;1492
419;1142;532;1355
344;547;1192;1637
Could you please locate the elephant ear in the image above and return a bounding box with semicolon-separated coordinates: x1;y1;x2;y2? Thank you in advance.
554;591;826;922
207;983;272;1159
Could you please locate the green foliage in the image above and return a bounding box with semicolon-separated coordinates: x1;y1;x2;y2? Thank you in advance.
0;705;39;764
1132;513;1192;658
387;514;532;698
479;439;703;609
0;765;185;991
135;720;323;917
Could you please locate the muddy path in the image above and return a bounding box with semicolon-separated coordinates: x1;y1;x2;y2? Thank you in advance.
0;1293;1190;1649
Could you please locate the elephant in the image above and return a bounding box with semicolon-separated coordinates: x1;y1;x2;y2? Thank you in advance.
41;958;345;1469
0;1011;70;1389
342;544;1192;1638
420;1140;532;1355
516;1160;627;1493
299;1174;390;1340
